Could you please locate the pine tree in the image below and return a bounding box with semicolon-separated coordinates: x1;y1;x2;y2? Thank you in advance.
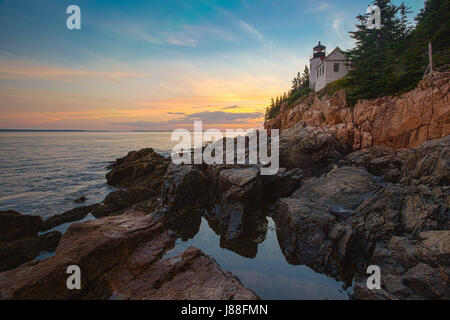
265;0;449;122
346;0;411;101
398;0;450;91
301;66;310;88
291;77;298;92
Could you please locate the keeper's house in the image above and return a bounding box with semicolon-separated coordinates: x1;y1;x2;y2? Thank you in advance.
309;42;349;92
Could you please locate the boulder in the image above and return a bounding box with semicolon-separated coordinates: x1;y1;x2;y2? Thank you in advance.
401;135;449;187
347;135;449;187
0;213;257;300
40;204;98;231
74;196;87;204
349;187;406;262
290;166;380;211
402;263;450;299
0;231;61;272
279;124;349;175
92;187;157;218
350;185;448;262
352;232;450;300
0;210;42;242
275;167;380;278
106;148;169;191
203;166;267;247
418;231;450;266
160;164;210;213
261;168;303;201
109;247;259;300
214;166;262;204
0;214;173;299
89;148;171;219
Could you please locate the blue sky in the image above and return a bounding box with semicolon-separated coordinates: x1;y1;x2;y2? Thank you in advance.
0;0;426;130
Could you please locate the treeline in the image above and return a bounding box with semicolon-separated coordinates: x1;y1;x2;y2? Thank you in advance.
265;0;450;120
265;66;310;120
344;0;450;103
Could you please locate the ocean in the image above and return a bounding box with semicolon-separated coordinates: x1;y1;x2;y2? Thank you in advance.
0;131;352;300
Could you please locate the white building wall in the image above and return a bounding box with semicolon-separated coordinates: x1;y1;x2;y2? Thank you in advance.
309;57;321;90
314;62;328;91
313;49;348;91
325;61;348;84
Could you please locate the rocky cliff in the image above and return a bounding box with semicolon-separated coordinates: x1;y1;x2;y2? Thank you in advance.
265;71;450;150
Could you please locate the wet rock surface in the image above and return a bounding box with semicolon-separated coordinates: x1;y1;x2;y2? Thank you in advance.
96;148;171;217
353;232;450;300
1;74;449;299
0;210;61;272
0;210;42;242
262;74;449;299
109;247;258;300
40;204;98;231
0;231;61;272
275;167;380;279
106;148;170;190
2;132;448;299
279;124;348;176
0;213;257;300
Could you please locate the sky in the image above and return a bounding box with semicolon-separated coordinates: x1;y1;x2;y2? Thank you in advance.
0;0;426;131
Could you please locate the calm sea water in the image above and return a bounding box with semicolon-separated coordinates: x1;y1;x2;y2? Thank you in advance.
0;131;351;300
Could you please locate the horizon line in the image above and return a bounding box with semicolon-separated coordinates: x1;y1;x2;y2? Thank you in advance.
0;129;175;132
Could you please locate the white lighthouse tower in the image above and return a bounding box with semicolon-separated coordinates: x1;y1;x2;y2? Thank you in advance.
309;41;326;90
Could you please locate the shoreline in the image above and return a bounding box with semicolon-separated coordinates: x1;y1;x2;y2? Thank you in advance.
0;72;449;300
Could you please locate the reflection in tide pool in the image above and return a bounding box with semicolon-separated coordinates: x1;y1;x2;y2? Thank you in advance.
164;217;352;300
1;131;352;300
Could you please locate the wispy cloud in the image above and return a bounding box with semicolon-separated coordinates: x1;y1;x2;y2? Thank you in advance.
332;17;342;33
222;105;239;109
308;1;334;12
114;110;263;129
165;25;234;47
326;12;356;50
2;0;387;130
239;21;264;42
0;61;147;81
166;34;199;47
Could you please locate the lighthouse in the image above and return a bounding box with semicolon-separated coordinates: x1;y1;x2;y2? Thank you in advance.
309;41;349;91
309;41;326;90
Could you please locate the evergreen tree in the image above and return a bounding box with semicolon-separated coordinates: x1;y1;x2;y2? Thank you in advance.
301;66;310;88
398;0;450;91
346;0;411;101
266;0;449;121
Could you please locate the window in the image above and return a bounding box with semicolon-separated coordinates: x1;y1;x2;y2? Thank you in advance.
334;63;340;72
